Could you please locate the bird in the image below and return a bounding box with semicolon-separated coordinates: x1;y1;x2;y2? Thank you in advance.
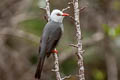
35;9;69;79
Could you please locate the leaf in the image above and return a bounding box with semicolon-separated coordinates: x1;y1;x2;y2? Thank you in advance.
102;24;110;35
108;25;120;38
102;24;120;38
115;25;120;36
92;69;105;80
108;28;116;38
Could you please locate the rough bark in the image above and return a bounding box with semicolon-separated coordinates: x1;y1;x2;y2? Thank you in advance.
73;0;85;80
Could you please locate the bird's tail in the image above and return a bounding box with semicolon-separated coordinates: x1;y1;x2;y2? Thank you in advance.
35;54;46;79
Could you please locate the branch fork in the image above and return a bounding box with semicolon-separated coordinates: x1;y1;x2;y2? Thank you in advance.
52;53;71;80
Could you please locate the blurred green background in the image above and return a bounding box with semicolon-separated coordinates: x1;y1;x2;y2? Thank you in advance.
0;0;120;80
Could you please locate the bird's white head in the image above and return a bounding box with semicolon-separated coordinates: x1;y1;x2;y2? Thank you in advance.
50;9;69;23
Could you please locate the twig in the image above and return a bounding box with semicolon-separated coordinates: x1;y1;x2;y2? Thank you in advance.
79;6;87;13
62;75;71;80
68;1;74;5
69;44;78;48
44;15;49;22
39;7;46;10
73;0;85;80
62;6;70;12
45;0;51;20
69;16;76;22
53;52;62;80
62;1;74;12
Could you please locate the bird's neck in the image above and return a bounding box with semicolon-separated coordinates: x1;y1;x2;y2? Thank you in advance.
50;19;63;23
49;20;64;32
50;17;63;23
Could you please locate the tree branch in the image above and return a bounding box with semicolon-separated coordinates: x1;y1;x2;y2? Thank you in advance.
62;75;71;80
79;6;87;13
73;0;85;80
52;52;62;80
69;44;78;48
45;0;51;20
62;6;70;12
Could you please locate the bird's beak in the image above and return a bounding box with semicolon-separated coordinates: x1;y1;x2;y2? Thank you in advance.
62;13;69;16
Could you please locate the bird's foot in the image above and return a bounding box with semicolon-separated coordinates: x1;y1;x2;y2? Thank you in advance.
51;49;58;54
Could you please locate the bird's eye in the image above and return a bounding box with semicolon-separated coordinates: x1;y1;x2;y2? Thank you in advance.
56;13;61;16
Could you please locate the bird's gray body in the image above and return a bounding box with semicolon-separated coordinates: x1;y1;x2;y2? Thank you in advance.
40;21;63;57
35;20;63;79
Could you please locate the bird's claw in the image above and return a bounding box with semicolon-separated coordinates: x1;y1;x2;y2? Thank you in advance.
51;49;58;54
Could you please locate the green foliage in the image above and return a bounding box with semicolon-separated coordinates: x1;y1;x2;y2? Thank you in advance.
92;69;105;80
109;28;116;38
29;54;38;65
115;25;120;36
19;18;46;36
61;57;77;75
102;24;110;35
113;0;120;11
102;24;120;38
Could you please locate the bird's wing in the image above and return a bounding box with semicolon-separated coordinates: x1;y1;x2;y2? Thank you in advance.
46;26;62;57
38;38;42;53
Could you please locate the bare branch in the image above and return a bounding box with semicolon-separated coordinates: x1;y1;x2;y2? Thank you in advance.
62;1;73;12
53;52;62;80
79;6;87;13
45;0;51;20
68;6;87;23
69;44;78;48
62;6;70;12
62;75;71;80
44;15;49;22
39;7;46;11
73;0;85;80
68;1;74;5
69;16;76;22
